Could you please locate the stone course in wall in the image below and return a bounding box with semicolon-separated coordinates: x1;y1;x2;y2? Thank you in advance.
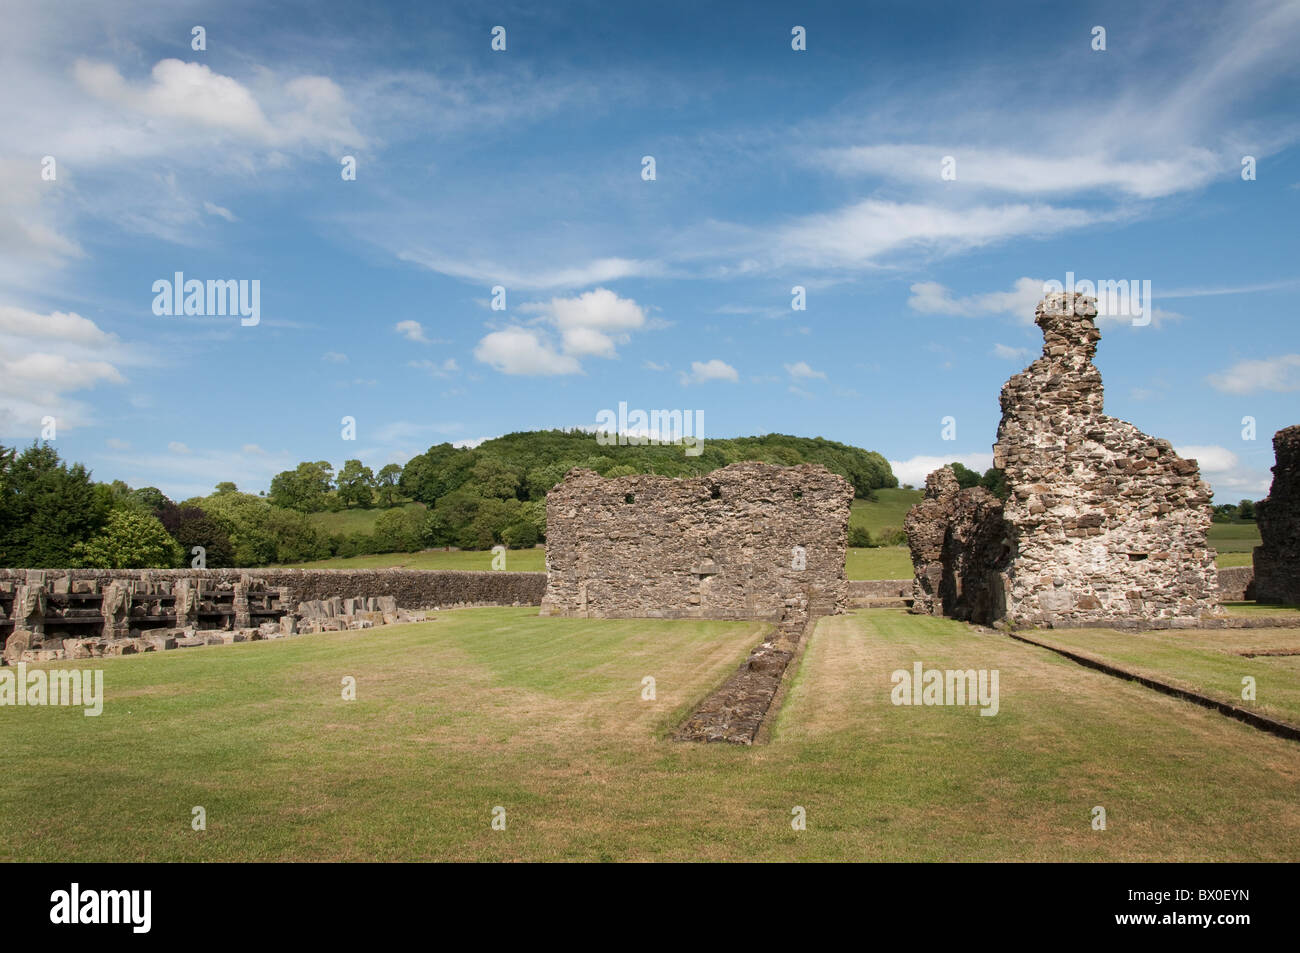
1254;425;1300;605
540;461;854;622
906;293;1221;628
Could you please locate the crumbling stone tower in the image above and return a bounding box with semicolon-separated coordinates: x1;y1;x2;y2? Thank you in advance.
1253;425;1300;605
908;293;1220;628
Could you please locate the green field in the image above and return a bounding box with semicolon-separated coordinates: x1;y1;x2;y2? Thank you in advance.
846;546;913;579
1207;521;1261;554
306;502;425;536
850;488;922;538
5;607;1297;862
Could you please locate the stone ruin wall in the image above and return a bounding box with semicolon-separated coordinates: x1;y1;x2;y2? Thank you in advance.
905;467;1009;622
540;462;854;623
907;293;1220;628
1254;425;1300;605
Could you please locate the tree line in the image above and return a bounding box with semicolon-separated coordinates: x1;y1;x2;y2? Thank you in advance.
0;431;898;568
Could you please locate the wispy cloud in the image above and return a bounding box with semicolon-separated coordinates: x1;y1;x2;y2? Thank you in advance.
1207;354;1300;394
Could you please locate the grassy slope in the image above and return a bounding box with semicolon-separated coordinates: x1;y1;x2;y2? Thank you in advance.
850;488;921;535
306;501;425;536
4;607;1297;861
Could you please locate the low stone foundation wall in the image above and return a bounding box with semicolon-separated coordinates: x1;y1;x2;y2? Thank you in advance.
848;579;912;600
1216;566;1255;602
0;568;546;609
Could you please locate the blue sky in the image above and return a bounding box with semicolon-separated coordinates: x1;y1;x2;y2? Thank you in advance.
1;0;1297;500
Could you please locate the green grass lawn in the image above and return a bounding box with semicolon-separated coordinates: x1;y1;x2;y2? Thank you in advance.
4;607;1297;861
1018;623;1300;728
846;546;912;580
307;502;425;536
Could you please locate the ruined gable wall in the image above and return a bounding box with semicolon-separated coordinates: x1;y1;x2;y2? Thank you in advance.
539;462;854;620
992;293;1219;627
1254;425;1300;605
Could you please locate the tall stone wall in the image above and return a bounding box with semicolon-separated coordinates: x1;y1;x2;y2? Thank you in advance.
905;467;1009;622
540;462;854;621
906;293;1220;628
1254;425;1300;605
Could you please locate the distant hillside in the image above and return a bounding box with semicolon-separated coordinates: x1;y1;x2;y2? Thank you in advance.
401;430;897;503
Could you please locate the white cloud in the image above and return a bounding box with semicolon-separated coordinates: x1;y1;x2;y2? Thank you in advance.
395;320;431;343
643;360;669;371
817;145;1224;199
1174;445;1273;499
558;325;618;358
908;277;1046;322
322;351;348;363
399;251;656;291
0;307;128;437
784;360;826;380
775;202;1100;271
1173;445;1239;473
546;287;647;359
473;327;582;376
992;343;1030;360
889;453;993;488
1162;279;1300;298
203;201;237;222
680;359;739;385
474;288;648;375
410;357;459;377
0;305;114;345
550;287;647;332
72;59;362;154
1207;354;1300;394
910;278;1182;328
